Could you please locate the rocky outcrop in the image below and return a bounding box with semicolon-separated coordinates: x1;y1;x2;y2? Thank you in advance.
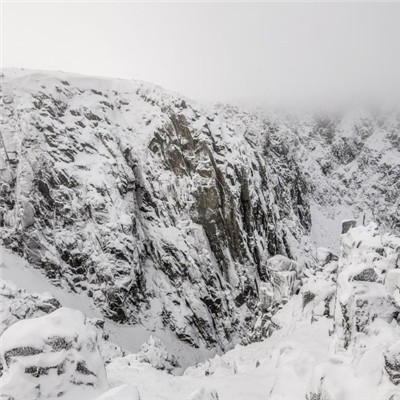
0;280;61;336
384;340;400;385
0;307;108;400
252;254;302;339
341;219;357;234
334;223;400;349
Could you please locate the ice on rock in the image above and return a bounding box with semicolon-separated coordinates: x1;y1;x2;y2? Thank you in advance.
0;307;108;400
266;255;300;304
253;255;301;340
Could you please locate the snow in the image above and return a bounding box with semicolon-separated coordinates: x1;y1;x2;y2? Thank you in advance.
0;307;108;400
1;68;400;400
0;245;218;369
0;246;150;352
96;384;140;400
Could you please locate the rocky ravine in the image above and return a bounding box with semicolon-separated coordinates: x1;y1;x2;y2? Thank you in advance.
0;69;399;356
1;222;400;400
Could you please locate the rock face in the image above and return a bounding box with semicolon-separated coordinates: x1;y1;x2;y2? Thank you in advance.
1;69;399;353
0;307;108;400
304;224;400;400
0;70;313;352
334;223;400;349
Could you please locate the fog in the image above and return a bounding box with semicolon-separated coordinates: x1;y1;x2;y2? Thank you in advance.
2;1;400;105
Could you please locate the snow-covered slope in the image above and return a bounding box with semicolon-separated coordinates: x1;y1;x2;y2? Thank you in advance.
2;222;398;400
104;223;400;400
1;68;399;363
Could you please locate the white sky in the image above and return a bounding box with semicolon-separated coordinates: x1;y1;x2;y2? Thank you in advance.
2;1;400;105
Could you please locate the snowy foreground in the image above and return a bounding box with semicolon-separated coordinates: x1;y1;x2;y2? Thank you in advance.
1;222;400;399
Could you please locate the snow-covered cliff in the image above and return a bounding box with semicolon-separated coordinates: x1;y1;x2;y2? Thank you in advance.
1;68;399;358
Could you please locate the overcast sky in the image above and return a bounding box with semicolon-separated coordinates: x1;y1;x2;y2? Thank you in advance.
2;1;400;105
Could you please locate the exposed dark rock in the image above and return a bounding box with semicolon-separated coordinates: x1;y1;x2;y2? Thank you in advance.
342;220;357;234
353;268;378;282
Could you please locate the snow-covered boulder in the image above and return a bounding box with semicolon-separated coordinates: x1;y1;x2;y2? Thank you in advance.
384;340;400;385
300;277;336;319
0;307;108;399
137;335;179;373
0;279;61;336
315;247;338;273
335;223;400;348
348;283;399;332
386;269;400;304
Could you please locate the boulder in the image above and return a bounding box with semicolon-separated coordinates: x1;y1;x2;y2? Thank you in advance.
337;282;400;348
385;269;400;304
315;248;338;273
137;335;180;373
0;307;108;399
0;280;61;336
341;219;357;234
352;268;378;282
384;340;400;385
